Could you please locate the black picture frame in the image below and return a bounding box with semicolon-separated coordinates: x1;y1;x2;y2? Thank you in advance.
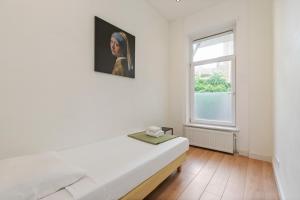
94;16;135;78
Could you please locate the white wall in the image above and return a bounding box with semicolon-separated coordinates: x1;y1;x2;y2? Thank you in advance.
167;0;273;160
248;0;274;161
0;0;169;159
273;0;300;199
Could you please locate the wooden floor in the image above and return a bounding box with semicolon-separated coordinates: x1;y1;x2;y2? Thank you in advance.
145;146;279;200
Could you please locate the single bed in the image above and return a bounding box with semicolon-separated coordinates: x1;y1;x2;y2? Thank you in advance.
42;135;189;200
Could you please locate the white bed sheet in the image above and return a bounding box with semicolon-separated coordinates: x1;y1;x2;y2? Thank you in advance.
54;135;189;200
41;189;73;200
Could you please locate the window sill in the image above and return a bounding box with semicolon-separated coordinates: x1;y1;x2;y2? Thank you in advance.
184;123;239;132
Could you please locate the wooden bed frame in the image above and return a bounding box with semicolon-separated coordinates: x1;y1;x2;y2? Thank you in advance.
120;152;186;200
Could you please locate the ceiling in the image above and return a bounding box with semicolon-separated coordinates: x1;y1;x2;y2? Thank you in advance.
146;0;225;20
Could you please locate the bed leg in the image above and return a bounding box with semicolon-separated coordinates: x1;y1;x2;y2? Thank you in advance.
177;166;182;173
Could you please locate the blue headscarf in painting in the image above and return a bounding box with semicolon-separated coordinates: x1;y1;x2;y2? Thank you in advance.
112;32;127;57
111;32;133;71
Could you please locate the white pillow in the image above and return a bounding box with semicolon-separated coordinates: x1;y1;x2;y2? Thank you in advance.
0;152;85;200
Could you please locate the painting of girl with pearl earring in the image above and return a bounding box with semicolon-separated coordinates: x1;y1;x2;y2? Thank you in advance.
94;16;135;78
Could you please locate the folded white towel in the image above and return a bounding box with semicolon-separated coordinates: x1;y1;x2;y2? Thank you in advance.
147;126;162;132
145;130;164;137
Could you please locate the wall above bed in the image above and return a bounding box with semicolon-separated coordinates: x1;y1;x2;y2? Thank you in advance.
0;0;169;159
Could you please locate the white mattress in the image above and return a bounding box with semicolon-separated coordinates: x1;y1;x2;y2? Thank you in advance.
51;135;189;200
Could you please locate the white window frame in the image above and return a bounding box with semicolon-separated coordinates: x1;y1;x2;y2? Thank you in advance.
189;30;236;127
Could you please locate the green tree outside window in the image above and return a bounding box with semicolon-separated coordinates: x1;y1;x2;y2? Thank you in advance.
195;73;231;92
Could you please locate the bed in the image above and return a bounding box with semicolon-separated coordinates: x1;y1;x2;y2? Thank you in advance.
42;135;189;200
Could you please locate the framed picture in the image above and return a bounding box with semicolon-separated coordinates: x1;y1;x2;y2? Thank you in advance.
94;16;135;78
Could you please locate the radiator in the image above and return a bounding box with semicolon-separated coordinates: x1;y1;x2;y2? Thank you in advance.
184;126;234;154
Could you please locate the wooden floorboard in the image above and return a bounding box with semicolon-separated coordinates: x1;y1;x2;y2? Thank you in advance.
221;156;248;200
244;159;265;200
146;146;279;200
145;147;213;200
262;161;280;200
202;154;235;199
176;151;224;200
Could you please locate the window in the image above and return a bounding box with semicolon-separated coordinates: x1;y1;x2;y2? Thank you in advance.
190;31;235;126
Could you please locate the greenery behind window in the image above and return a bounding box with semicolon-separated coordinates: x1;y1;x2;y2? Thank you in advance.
195;73;231;92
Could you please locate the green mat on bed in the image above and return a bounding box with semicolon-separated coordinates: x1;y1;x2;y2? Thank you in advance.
128;131;177;145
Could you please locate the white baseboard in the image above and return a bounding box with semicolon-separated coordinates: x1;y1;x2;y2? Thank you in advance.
238;150;249;157
249;153;272;162
238;150;272;162
272;159;286;200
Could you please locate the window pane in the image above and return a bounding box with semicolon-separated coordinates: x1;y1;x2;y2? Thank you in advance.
194;61;233;123
193;32;234;62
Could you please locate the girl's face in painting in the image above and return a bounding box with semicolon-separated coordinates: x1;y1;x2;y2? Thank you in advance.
110;37;121;57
